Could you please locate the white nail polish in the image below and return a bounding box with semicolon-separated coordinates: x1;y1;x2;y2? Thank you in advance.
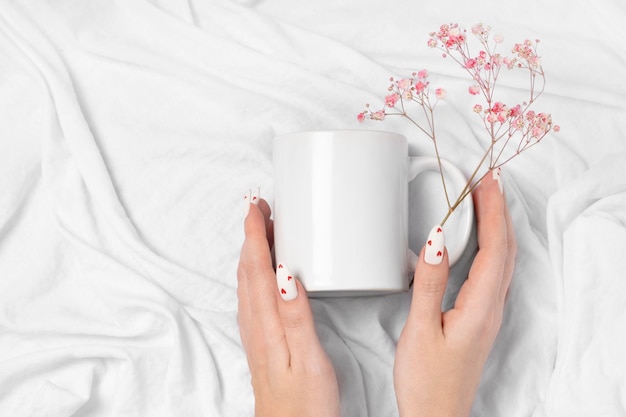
251;187;260;205
424;225;445;265
493;167;503;194
276;262;298;301
243;190;251;217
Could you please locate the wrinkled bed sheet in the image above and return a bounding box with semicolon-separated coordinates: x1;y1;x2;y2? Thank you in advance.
1;0;625;416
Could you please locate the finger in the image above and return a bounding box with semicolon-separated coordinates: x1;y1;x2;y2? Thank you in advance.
274;265;327;366
475;169;507;254
407;225;450;335
237;252;252;350
238;191;257;351
499;193;517;303
257;198;274;249
455;169;508;312
239;198;289;367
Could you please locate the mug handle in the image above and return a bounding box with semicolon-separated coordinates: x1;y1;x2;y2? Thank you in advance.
406;156;474;268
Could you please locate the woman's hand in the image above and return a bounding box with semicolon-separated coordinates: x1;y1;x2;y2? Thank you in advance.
394;169;516;417
237;192;340;417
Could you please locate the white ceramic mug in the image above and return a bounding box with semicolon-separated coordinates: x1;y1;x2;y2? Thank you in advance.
273;130;473;297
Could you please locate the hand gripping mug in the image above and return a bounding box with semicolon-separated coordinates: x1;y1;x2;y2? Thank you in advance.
273;130;473;297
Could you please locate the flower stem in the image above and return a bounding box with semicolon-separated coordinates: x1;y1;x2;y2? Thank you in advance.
440;207;453;227
439;142;493;226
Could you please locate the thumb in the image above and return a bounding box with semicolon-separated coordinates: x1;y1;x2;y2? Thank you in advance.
408;225;449;332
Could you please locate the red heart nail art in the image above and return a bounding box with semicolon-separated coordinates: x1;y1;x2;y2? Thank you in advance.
437;227;442;233
287;275;293;281
427;240;432;246
252;196;257;201
437;250;442;257
278;264;283;269
281;288;286;295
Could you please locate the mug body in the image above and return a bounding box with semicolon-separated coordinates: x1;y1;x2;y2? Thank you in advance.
273;130;410;296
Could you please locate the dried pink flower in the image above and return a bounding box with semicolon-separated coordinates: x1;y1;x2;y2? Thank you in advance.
468;85;481;95
370;110;386;121
385;93;400;108
397;78;411;90
415;81;427;93
471;24;484;35
358;22;559;226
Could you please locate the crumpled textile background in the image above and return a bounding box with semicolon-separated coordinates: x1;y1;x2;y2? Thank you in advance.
1;0;625;416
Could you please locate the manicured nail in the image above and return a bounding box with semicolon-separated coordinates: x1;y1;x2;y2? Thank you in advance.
243;187;261;218
251;187;260;205
493;167;503;194
424;225;445;265
243;190;251;218
276;262;297;301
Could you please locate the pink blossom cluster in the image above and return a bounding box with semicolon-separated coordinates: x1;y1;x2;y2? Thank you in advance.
512;39;542;68
357;70;445;129
524;110;558;138
428;23;466;49
426;23;557;145
360;22;558;150
357;23;560;225
477;102;555;139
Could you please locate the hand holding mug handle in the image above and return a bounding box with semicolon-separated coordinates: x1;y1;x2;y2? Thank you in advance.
395;169;515;417
407;156;474;267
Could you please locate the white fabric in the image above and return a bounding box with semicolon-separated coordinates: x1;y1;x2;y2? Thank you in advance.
0;0;625;416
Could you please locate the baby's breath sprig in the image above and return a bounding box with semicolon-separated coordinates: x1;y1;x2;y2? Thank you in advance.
359;23;559;226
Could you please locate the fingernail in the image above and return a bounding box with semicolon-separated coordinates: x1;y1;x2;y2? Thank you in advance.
276;262;298;301
493;167;503;194
251;187;260;205
243;190;251;218
243;187;261;218
424;225;445;265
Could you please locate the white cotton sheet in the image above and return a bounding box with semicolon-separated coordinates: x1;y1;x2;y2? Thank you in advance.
539;154;626;417
0;0;625;416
